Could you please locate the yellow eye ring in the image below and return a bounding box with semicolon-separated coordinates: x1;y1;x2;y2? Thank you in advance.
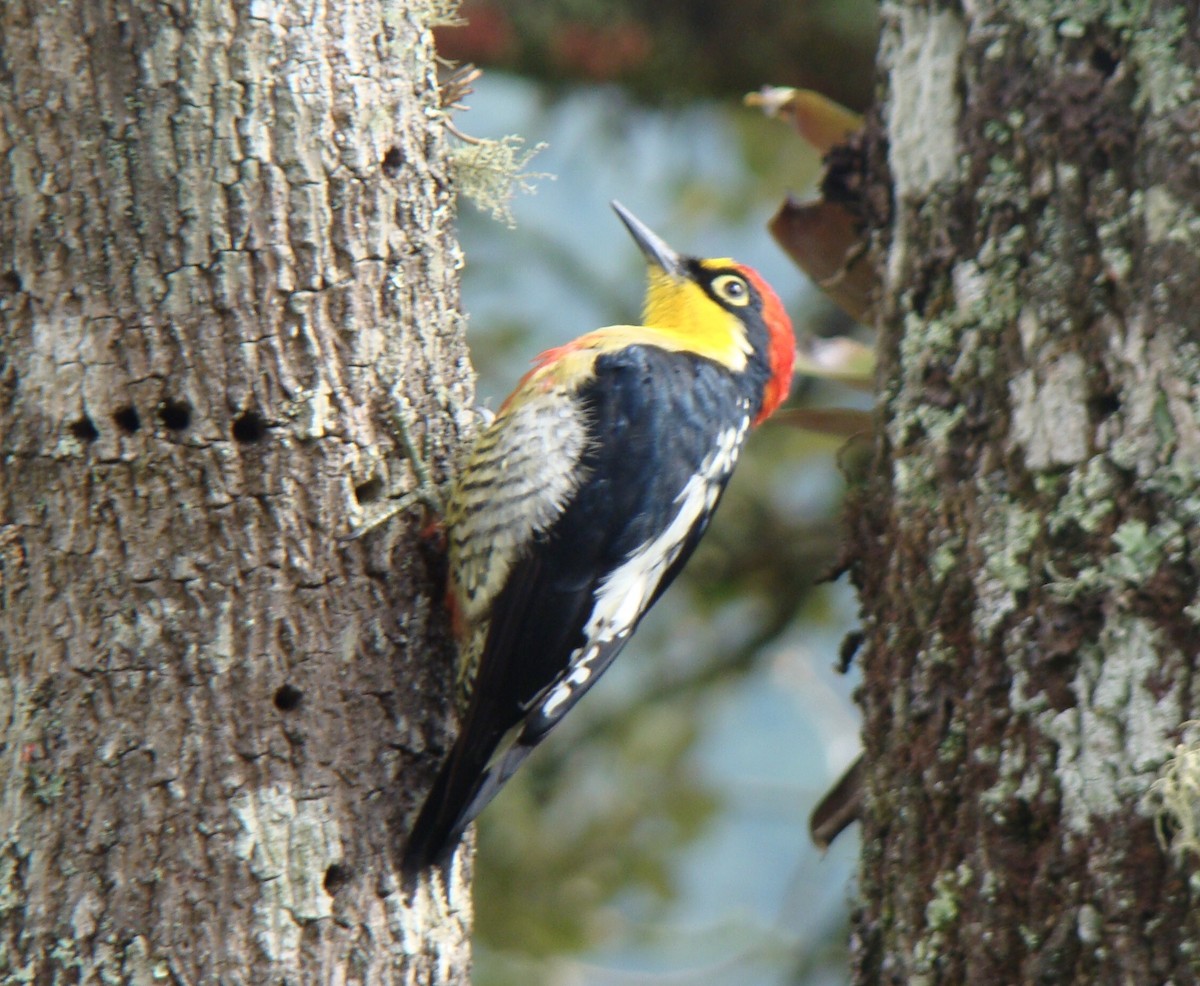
711;273;751;306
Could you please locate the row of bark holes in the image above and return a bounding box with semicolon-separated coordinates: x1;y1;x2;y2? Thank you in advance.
68;403;268;444
72;405;393;511
71;407;388;508
271;682;350;896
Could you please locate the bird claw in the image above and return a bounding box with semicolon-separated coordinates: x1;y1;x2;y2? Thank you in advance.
342;400;450;541
339;491;428;542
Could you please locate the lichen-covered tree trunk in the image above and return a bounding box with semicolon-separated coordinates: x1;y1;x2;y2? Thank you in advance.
0;0;473;981
850;3;1200;982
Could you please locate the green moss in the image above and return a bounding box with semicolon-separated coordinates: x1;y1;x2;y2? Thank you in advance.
1047;456;1117;535
1152;389;1177;447
982;119;1011;145
1096;185;1135;280
913;863;975;978
983;518;1037;601
896;310;958;376
1130;6;1193;114
984;155;1029;213
926;868;967;931
931;536;963;581
1043;459;1191;600
974;493;1040;634
938;719;967;763
915;404;967;446
891;452;939;503
1011;0;1192;113
1106;517;1184;584
1057;16;1087;36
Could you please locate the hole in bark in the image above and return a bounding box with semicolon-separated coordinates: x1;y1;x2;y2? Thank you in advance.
158;400;191;431
112;406;141;434
381;146;403;176
354;477;384;504
70;416;99;442
232;410;267;443
273;684;303;712
1;271;21;293
323;863;351;896
1091;45;1119;77
1089;391;1121;419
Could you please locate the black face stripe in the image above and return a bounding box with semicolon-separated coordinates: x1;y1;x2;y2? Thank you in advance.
678;259;778;389
684;259;764;314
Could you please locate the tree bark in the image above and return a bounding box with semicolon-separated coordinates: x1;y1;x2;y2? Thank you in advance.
0;0;473;982
851;2;1200;983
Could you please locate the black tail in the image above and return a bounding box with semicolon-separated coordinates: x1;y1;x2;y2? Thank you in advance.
400;733;537;882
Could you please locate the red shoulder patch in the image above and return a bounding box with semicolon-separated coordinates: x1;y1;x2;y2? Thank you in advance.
498;336;593;413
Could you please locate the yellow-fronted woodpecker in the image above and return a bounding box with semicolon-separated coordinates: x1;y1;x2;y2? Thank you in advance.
401;201;796;877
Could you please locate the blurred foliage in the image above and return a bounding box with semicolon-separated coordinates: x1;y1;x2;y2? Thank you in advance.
436;0;879;110
477;695;720;956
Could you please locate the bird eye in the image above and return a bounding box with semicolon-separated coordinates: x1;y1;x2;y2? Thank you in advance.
711;273;751;306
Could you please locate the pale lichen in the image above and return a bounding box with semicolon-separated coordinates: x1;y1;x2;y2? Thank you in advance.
1141;186;1200;247
1046;455;1118;536
389;852;473;984
424;0;464;29
879;3;966;300
931;535;964;582
231;785;344;964
911;863;975;982
973;492;1040;637
1009;352;1091;469
882;5;966;198
1106;517;1184;585
1043;614;1182;834
1128;5;1193;114
448;135;549;228
1011;0;1193;115
1147;722;1200;861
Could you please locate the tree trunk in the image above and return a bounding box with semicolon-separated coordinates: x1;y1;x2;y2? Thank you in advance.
850;2;1200;982
0;0;473;982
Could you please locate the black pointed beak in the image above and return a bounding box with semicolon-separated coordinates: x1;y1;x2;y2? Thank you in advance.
611;200;686;278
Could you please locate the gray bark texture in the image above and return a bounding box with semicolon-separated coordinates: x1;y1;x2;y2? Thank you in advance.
0;0;475;982
850;2;1200;983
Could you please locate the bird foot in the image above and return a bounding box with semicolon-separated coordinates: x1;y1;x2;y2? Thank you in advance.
342;399;453;541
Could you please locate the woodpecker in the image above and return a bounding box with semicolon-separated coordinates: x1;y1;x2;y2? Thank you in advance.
401;202;796;877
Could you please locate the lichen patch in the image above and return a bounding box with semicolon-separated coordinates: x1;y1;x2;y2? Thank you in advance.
231;784;343;964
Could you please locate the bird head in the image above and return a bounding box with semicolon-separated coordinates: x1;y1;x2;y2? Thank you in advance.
611;201;796;423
